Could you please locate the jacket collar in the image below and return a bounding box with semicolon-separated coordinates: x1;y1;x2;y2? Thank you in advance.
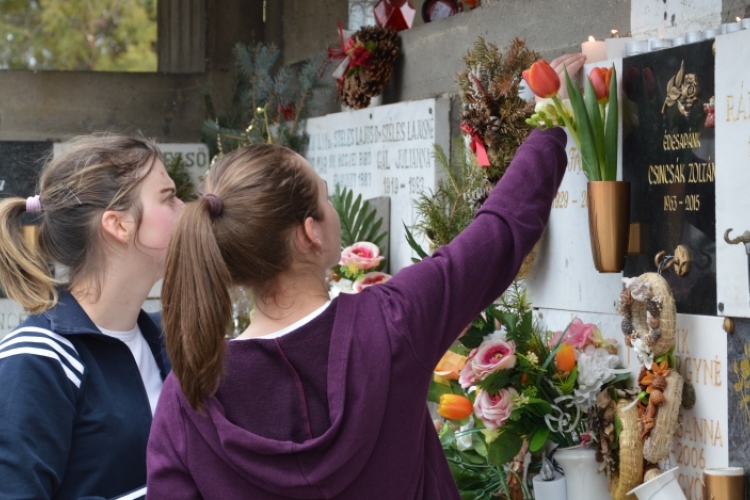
44;289;170;378
46;289;156;336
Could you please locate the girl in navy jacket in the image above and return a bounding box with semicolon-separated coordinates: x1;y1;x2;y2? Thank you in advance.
0;135;184;499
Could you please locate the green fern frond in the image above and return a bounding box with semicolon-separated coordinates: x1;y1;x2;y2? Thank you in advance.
331;185;387;251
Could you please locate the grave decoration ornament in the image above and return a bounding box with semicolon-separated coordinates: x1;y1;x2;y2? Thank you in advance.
525;60;630;273
426;281;630;500
330;24;400;109
373;0;415;31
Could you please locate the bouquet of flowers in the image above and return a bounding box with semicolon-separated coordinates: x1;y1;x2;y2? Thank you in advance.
524;60;619;182
430;284;629;499
329;241;391;298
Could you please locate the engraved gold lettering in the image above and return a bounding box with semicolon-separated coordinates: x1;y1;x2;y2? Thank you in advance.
728;95;737;122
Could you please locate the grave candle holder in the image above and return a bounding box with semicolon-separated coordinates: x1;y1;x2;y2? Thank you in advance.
703;28;720;39
741;18;750;30
703;467;745;500
624;40;649;56
649;38;673;51
685;31;705;43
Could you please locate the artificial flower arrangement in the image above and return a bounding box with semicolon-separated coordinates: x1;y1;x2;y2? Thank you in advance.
524;59;618;182
329;241;392;298
429;283;630;500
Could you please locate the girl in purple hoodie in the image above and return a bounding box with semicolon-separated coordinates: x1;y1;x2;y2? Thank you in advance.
147;55;584;499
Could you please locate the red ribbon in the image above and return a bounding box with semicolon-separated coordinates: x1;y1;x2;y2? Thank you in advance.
323;21;348;78
461;123;491;167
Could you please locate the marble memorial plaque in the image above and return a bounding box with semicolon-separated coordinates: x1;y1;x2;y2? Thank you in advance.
715;30;750;319
538;308;728;500
303;98;450;273
0;299;28;340
158;143;211;190
622;41;717;316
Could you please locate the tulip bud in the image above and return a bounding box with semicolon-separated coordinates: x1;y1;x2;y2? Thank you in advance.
555;343;577;372
589;66;613;103
522;61;561;99
437;394;474;420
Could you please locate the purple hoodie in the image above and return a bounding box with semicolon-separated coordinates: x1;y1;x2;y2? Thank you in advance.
146;128;568;499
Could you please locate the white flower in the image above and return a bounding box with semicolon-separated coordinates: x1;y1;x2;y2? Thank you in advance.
328;278;353;299
484;327;507;341
456;418;474;451
526;352;539;365
573;345;620;410
632;337;654;369
622;277;651;302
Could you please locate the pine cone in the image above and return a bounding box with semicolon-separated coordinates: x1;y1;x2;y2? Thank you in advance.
356;26;400;96
621;319;633;335
339;74;371;109
646;300;661;316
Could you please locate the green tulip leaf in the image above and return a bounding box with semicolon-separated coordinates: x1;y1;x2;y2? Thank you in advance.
584;75;606;180
604;65;619;181
564;67;599;181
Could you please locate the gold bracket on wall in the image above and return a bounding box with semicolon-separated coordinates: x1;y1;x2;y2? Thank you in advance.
654;245;691;276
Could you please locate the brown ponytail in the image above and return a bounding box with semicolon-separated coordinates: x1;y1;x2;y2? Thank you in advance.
162;144;323;411
0;133;163;314
162;200;232;412
0;198;57;313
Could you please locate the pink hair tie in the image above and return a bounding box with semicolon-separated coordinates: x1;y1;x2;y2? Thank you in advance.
26;195;42;213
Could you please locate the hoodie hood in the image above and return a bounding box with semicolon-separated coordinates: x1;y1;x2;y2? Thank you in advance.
181;293;392;498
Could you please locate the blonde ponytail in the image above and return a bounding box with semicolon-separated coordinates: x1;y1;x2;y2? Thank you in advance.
0;198;57;313
162;199;232;412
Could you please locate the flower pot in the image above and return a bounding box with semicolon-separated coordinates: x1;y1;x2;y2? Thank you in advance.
628;467;687;500
554;446;610;500
703;467;745;500
587;181;631;273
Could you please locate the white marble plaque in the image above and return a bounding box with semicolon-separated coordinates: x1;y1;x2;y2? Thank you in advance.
526;60;625;315
631;0;720;39
0;299;28;340
537;308;728;500
303;98;450;273
715;30;750;318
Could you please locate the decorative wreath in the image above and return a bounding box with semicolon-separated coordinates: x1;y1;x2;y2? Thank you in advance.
618;272;676;364
330;25;400;110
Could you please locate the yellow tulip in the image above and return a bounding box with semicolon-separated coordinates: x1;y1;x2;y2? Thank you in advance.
434;350;467;385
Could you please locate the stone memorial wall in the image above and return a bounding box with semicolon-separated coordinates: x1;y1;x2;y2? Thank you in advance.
303;98;450;273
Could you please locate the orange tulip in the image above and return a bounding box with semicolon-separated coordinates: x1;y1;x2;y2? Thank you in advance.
522;61;561;99
434;350;467;384
437;394;474;420
555;343;576;372
589;66;614;103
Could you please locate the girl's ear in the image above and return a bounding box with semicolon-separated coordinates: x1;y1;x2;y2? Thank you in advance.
301;217;322;251
101;210;133;245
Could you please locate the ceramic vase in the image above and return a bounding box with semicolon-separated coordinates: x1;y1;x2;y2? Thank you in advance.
554;446;610;500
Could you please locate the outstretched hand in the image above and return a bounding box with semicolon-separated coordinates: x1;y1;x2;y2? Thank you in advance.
539;53;587;102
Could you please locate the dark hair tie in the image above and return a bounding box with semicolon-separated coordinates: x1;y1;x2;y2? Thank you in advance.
201;193;224;218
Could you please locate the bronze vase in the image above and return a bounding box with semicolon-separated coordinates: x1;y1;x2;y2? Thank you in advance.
587;181;631;273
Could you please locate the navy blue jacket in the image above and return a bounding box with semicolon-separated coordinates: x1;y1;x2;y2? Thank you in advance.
0;291;170;500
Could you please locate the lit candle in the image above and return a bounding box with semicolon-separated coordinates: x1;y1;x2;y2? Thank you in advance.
581;36;607;63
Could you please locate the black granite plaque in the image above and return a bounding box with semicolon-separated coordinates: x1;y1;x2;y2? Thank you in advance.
622;40;717;316
0;141;53;298
726;317;750;498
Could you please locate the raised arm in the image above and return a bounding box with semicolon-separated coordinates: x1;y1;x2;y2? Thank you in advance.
376;127;568;369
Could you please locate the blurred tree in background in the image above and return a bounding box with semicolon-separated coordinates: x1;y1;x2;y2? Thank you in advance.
0;0;157;71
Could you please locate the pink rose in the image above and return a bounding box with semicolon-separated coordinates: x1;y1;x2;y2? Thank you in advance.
339;242;383;271
474;387;517;429
353;271;391;292
458;338;516;389
549;318;598;349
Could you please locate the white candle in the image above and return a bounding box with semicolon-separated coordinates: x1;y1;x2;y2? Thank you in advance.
582;36;608;63
605;36;634;59
532;471;567;500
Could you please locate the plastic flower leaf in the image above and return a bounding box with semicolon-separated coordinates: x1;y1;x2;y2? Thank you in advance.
583;73;607;180
522;61;560;99
437;394;474;420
